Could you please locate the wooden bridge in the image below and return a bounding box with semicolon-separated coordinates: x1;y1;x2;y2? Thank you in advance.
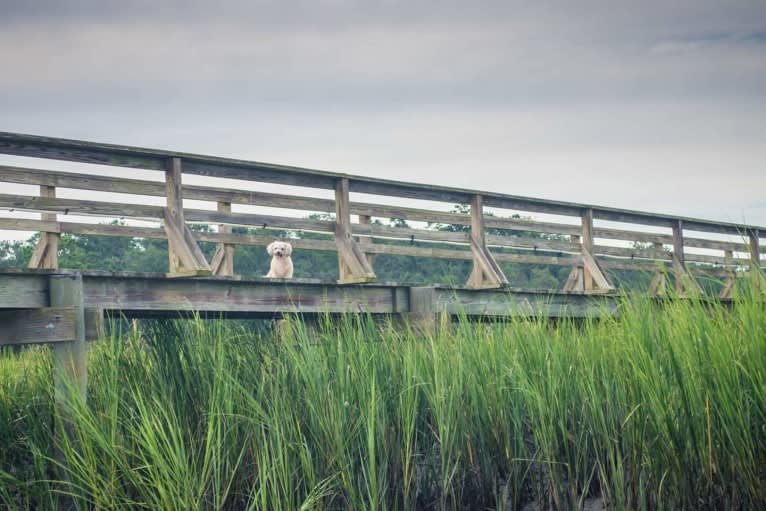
0;131;764;396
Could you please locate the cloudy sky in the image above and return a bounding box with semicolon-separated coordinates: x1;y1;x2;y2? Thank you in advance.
1;0;765;233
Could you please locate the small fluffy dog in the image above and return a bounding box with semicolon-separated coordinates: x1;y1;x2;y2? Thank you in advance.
265;241;293;278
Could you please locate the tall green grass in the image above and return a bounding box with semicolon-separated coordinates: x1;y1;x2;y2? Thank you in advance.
1;285;765;510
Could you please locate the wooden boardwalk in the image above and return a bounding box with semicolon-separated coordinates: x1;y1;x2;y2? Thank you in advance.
0;131;763;399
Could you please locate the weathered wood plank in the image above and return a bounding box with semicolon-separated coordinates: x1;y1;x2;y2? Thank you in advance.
0;218;60;232
164;158;211;275
749;229;761;268
335;178;375;283
0;274;49;308
1;132;764;237
84;308;105;341
0;307;76;346
0;165;584;235
82;278;399;314
211;201;235;276
581;209;595;290
435;288;617;318
467;194;508;288
50;274;87;401
404;286;437;335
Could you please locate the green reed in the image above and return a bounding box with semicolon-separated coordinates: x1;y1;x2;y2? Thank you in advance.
1;282;764;510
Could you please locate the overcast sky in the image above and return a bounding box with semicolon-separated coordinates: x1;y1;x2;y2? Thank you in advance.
1;0;765;233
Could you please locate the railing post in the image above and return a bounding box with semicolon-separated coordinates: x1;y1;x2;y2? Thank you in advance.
648;242;668;295
672;220;701;295
357;214;375;267
564;208;613;293
334;178;376;284
211;201;235;276
581;208;595;291
28;185;59;269
50;274;87;402
748;229;766;295
405;286;437;336
749;229;761;269
466;194;507;288
163;157;212;277
720;249;735;299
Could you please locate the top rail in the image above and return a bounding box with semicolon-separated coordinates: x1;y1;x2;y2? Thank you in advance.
1;131;764;235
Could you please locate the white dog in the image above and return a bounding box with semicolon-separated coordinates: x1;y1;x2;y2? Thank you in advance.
265;241;293;278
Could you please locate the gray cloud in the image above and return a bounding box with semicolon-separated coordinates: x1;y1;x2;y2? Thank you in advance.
0;0;765;227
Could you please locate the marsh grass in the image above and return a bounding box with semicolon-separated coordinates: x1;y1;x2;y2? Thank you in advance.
1;282;765;510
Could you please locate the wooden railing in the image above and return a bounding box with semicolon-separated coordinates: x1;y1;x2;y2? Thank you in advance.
0;131;764;296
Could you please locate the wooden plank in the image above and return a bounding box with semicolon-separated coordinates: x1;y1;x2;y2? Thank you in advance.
352;222;469;244
84;308;105;341
468;194;486;287
27;233;49;269
212;201;235;276
163;209;204;273
0;165;587;237
164;157;211;274
0;274;49;308
467;194;508;288
435;288;618;318
581;209;594;290
26;186;58;269
50;274;87;401
0;132;164;170
581;251;613;292
405;286;437;335
672;220;686;294
40;185;59;269
0;307;76;346
1;131;764;237
0;218;60;232
486;235;580;253
0;192;164;219
671;221;703;294
357;214;375;266
82;277;399;314
335;178;375;283
749;229;761;268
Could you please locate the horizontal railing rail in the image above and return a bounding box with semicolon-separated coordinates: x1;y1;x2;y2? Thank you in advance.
0;131;764;295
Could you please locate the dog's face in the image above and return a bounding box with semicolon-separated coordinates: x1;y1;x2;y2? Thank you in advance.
267;241;292;259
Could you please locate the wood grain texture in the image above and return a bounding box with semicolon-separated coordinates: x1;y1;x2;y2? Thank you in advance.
82;277;399;314
435;288;617;318
0;274;49;308
50;274;87;401
1;131;764;236
0;307;76;345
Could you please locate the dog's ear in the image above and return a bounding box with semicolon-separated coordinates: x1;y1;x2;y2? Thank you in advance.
266;242;275;256
284;243;293;256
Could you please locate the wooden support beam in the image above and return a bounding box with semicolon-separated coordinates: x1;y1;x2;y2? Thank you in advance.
211;201;235;276
334;178;376;284
50;274;87;401
357;214;375;267
28;185;59;269
562;234;583;292
466;194;508;288
0;307;77;346
672;220;702;295
648;242;668;296
748;229;766;295
404;286;438;336
719;249;735;299
565;209;614;293
163;157;211;277
582;208;595;291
